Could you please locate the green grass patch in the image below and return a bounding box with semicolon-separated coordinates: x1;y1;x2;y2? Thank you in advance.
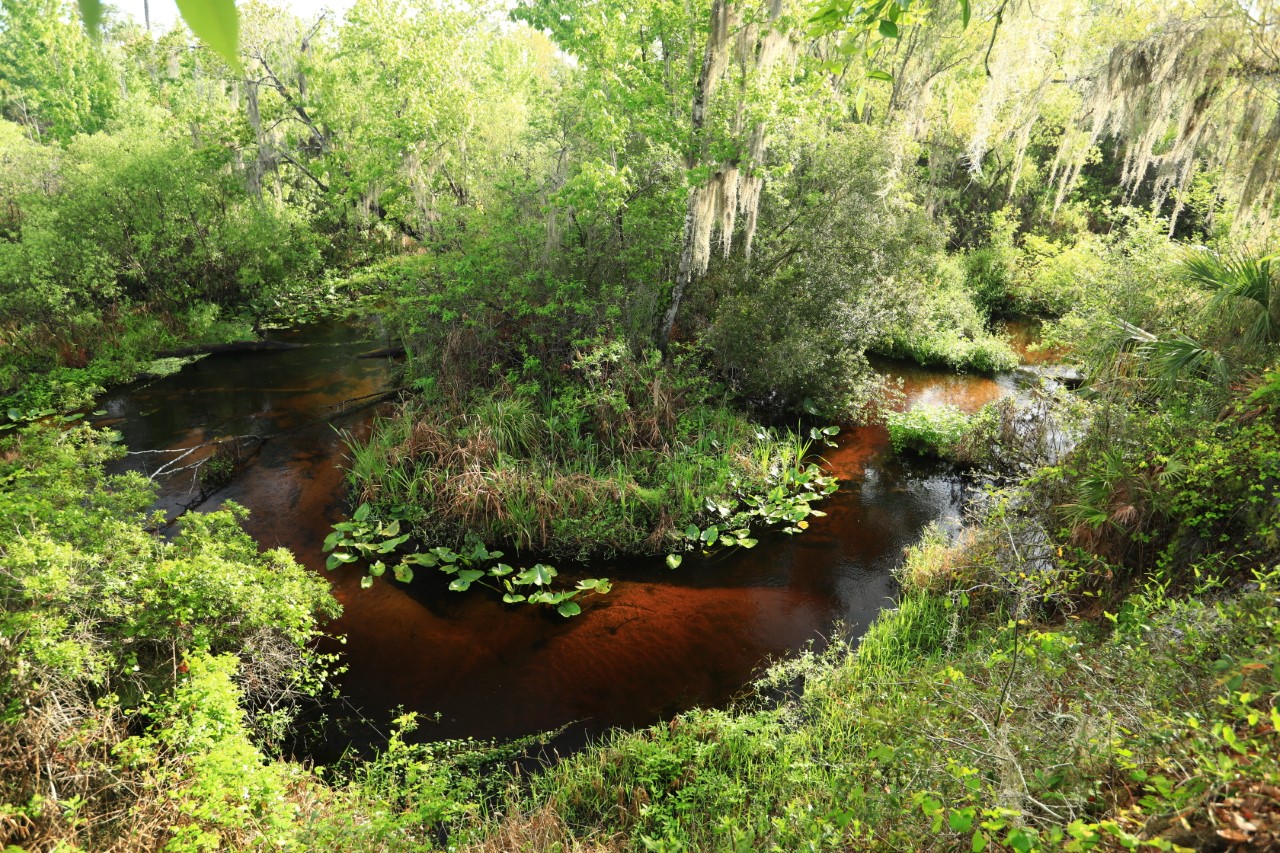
347;342;836;561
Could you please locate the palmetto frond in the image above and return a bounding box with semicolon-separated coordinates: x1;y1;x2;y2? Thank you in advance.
1179;249;1279;347
1113;319;1229;390
1142;334;1230;388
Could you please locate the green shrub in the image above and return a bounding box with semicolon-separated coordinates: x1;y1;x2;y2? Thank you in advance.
875;255;1019;373
885;403;975;456
0;425;339;849
962;208;1019;316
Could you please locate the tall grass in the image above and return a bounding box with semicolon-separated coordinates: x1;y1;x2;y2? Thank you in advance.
345;349;824;560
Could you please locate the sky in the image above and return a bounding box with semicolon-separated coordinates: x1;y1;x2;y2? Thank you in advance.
110;0;355;30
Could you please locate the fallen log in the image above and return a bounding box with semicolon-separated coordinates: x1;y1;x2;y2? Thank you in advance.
356;345;406;359
154;340;305;358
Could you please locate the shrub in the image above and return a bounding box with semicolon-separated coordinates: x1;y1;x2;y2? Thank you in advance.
874;255;1019;373
0;425;339;850
885;403;975;456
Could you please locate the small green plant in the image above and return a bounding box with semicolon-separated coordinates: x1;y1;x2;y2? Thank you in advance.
197;448;237;491
322;503;612;617
666;431;840;566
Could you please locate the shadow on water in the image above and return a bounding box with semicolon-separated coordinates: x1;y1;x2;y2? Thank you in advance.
97;321;1023;755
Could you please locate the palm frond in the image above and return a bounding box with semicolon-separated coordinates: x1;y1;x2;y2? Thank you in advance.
1179;248;1279;346
1141;334;1230;388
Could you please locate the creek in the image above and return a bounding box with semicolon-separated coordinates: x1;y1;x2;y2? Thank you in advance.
95;320;1042;753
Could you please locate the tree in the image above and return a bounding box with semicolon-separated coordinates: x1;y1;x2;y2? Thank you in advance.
0;0;118;141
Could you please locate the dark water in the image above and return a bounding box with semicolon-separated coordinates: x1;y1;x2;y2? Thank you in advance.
97;322;1022;749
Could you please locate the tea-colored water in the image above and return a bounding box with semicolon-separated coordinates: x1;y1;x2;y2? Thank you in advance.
98;322;1022;749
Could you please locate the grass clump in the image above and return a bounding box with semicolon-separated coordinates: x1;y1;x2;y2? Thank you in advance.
348;341;833;561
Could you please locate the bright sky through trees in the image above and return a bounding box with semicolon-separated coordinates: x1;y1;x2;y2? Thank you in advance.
110;0;353;29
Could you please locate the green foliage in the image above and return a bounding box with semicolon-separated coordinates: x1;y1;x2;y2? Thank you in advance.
322;504;612;616
148;654;303;852
1179;248;1279;348
0;425;339;848
0;116;316;408
702;125;948;417
0;0;117;140
875;254;1019;373
885;403;976;456
962;209;1020;316
171;0;242;72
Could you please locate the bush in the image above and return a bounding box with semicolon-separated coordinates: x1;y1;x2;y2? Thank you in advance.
962;208;1019;316
885;403;976;456
874;254;1019;373
0;425;339;850
702;124;945;419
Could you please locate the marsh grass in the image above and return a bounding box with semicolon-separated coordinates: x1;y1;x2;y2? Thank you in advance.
347;345;823;560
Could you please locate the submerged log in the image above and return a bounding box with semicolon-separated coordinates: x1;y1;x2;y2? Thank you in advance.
154;340;305;358
356;345;406;359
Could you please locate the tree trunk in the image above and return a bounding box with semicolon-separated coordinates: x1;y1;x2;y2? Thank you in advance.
658;0;727;353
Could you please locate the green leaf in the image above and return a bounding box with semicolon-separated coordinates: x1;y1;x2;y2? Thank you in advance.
959;0;971;27
557;601;582;617
489;562;514;577
971;831;987;853
175;0;243;73
877;19;899;38
448;568;485;592
684;524;700;539
866;68;894;81
368;560;386;577
77;0;102;36
739;537;758;548
1006;829;1034;853
392;564;414;583
666;553;683;569
353;503;371;522
516;564;557;586
949;808;975;834
700;525;719;544
503;593;527;604
360;575;374;589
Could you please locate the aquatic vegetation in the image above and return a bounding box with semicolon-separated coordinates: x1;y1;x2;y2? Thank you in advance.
885;403;976;456
322;503;612;616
